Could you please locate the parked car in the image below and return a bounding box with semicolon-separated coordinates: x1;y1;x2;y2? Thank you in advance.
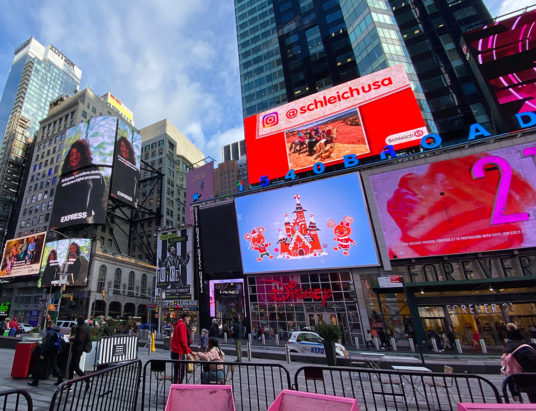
56;320;77;335
287;331;350;358
18;323;33;333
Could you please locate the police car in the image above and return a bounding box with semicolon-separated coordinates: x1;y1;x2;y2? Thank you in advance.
287;331;350;358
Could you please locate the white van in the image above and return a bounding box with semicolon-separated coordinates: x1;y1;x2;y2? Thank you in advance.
56;320;77;335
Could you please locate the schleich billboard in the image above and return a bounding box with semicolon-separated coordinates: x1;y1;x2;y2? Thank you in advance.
235;173;379;274
244;64;427;183
369;142;536;259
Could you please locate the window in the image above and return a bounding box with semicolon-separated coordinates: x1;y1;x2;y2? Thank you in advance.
97;265;107;292
114;268;121;295
141;274;147;297
128;271;135;296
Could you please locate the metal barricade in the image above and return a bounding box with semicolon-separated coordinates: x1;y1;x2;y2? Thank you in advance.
49;359;141;411
141;359;291;411
502;373;536;404
0;389;33;411
294;365;502;411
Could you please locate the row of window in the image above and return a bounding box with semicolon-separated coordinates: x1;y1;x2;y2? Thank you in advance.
40;111;75;139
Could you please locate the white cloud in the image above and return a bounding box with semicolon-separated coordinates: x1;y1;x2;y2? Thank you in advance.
496;0;535;16
0;0;244;164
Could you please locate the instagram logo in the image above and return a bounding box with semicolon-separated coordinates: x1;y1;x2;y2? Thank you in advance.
262;112;279;128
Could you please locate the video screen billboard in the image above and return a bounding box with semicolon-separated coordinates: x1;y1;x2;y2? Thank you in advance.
235;173;379;274
110;119;142;207
38;238;91;287
244;64;427;183
464;10;536;118
0;232;46;277
185;162;215;226
49;116;119;229
369;142;536;259
199;203;242;276
156;228;193;300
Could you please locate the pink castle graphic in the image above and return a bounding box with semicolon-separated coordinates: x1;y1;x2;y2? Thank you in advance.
277;194;327;259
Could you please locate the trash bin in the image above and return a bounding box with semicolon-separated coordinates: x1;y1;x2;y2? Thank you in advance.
11;341;37;378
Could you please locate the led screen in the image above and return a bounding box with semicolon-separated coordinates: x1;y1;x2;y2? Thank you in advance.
199;203;242;276
235;173;379;274
369;142;536;259
464;10;536;117
38;238;92;287
0;232;46;277
49;116;119;229
209;279;245;318
244;64;427;183
185;162;215;226
156;228;193;300
110;119;141;207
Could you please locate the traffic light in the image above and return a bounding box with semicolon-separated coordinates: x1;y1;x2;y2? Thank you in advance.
101;289;106;299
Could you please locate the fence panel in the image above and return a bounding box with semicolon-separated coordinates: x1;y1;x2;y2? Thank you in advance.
141;359;291;411
95;335;138;368
0;389;33;411
294;366;502;411
49;359;141;411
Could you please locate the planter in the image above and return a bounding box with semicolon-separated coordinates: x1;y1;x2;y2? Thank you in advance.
323;341;337;366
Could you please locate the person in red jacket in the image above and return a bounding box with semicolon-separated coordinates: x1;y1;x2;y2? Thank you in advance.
170;312;192;383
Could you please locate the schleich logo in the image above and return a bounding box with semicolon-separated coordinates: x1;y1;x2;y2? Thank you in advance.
264;279;333;307
385;127;428;145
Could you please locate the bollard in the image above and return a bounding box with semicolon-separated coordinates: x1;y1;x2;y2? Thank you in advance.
431;338;439;353
285;343;291;363
373;337;380;350
224;332;228;344
262;334;266;345
275;334;279;346
408;338;415;352
390;337;397;351
479;339;487;354
247;342;252;361
455;339;463;354
354;336;360;350
151;332;156;352
248;333;252;344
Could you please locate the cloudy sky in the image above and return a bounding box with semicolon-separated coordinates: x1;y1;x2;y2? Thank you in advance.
0;0;531;162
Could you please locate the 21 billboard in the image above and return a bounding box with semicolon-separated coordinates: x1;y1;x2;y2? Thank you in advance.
38;238;91;287
244;64;427;183
369;142;536;259
0;232;46;277
235;173;379;274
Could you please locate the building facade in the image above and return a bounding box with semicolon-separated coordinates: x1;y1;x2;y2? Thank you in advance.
132;120;205;263
222;140;246;162
0;38;81;243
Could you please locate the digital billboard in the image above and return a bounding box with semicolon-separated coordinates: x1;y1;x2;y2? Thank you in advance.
235;173;379;274
185;162;215;226
464;10;536;122
110;119;142;207
156;228;193;300
244;64;427;183
49;116;118;229
199;202;243;276
369;142;536;259
38;238;91;287
0;232;46;277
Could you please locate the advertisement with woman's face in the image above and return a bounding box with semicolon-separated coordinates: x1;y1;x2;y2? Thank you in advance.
50;116;117;229
110;119;141;207
369;142;536;259
38;238;91;287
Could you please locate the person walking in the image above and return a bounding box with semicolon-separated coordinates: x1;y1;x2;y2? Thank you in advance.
170;312;192;384
68;317;88;380
232;316;243;362
200;328;209;352
29;322;63;386
209;318;219;340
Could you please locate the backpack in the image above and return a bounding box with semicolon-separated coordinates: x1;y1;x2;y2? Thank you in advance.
501;344;532;376
55;333;65;353
82;326;92;353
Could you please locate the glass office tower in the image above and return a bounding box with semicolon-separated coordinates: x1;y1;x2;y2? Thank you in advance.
235;0;494;141
0;37;81;243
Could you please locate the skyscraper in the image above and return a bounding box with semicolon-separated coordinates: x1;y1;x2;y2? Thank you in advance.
0;37;81;243
234;0;494;144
